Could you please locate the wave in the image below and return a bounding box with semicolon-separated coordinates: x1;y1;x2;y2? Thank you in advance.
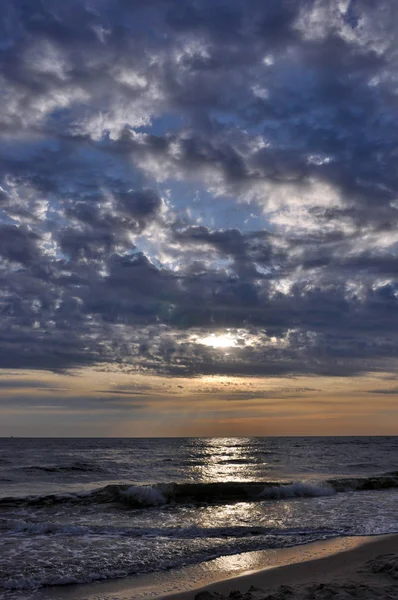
1;472;398;509
20;461;101;474
1;519;344;539
259;482;334;499
0;529;339;591
329;472;398;492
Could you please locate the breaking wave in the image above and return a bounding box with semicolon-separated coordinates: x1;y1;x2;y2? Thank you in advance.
1;472;397;509
259;482;334;499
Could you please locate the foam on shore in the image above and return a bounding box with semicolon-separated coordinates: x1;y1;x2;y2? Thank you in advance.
8;534;397;600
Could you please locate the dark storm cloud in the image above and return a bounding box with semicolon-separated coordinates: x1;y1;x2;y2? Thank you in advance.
173;226;274;279
0;225;41;266
1;0;398;377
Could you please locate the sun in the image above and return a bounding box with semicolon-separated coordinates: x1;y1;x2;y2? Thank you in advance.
199;333;238;349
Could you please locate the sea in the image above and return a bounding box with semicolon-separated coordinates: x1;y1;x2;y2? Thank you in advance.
1;437;398;598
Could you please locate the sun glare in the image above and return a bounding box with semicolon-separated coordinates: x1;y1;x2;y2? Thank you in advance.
199;333;238;349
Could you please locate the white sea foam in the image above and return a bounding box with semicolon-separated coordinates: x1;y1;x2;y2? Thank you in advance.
260;482;335;499
0;530;339;590
122;484;167;506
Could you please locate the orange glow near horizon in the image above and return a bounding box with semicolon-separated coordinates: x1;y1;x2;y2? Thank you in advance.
0;368;398;437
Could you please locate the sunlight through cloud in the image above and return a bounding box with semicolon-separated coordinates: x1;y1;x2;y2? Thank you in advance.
198;333;238;349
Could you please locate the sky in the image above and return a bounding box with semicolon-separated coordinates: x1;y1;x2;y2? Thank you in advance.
1;0;398;437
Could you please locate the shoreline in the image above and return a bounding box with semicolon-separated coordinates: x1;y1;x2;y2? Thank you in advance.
12;533;398;600
158;533;398;600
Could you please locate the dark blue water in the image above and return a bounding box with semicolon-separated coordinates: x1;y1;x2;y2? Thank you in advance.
1;437;398;593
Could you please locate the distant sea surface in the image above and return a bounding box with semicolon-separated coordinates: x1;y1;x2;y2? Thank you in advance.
1;437;398;595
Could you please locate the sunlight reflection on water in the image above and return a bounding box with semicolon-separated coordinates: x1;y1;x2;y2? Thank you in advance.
188;437;276;482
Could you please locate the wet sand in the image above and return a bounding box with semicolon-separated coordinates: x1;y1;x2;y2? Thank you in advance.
158;534;398;600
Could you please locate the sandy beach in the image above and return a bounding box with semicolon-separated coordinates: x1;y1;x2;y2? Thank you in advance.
158;534;398;600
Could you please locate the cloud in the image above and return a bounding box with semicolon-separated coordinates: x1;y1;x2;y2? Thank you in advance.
0;393;147;413
0;378;67;390
0;0;398;378
367;388;398;395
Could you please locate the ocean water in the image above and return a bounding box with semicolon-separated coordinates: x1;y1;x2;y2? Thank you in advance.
1;437;398;596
